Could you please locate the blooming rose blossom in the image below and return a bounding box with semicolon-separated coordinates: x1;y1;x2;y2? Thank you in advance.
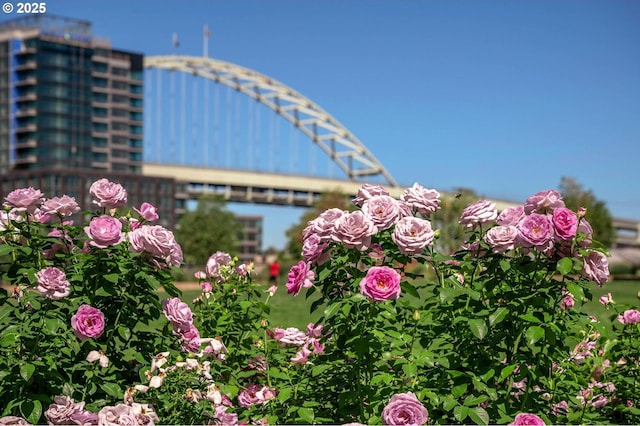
268;327;308;346
128;225;183;268
581;250;609;286
518;213;554;250
40;195;80;218
201;281;213;293
561;293;575;310
552;400;569;416
0;416;31;425
35;266;70;300
286;261;315;296
508;413;546;425
599;293;614;305
392;216;435;255
89;178;128;209
382;392;429;425
3;187;44;213
332;210;377;250
71;305;105;341
86;350;109;368
483;225;519;254
301;233;330;265
205;251;233;279
291;346;313;364
305;208;346;242
97;404;138;426
44;396;85;425
134;202;159;222
161;297;194;333
496;205;525;226
362;195;402;231
84;215;125;248
552;207;578;240
618;309;640;325
400;182;441;217
459;200;498;228
181;324;202;353
523;189;565;214
360;266;401;302
353;183;390;207
268;285;278;296
237;384;276;408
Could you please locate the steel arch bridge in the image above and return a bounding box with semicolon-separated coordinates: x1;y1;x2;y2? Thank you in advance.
143;55;398;188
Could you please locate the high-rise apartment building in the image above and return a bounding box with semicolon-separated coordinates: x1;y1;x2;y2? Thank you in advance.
0;15;178;227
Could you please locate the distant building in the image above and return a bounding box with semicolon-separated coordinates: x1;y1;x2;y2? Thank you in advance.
235;214;263;264
0;15;181;227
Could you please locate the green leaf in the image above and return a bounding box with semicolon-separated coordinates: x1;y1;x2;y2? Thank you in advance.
453;405;469;422
556;257;573;275
489;307;508;327
519;313;541;323
452;383;467;398
277;386;292;402
468;407;490;425
0;332;18;347
311;364;331;377
401;281;420;298
297;407;314;424
525;325;545;347
20;400;42;425
442;397;457;411
499;364;518;382
566;283;584;302
439;287;464;304
0;245;15;256
469;319;488;340
100;382;123;398
499;260;510;272
104;273;119;284
117;326;131;341
402;363;417;377
20;364;35;381
323;303;341;319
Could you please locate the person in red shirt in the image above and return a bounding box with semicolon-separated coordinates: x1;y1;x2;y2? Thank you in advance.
269;261;280;284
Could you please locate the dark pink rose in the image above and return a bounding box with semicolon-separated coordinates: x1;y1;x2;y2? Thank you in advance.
286;261;315;296
580;250;609;286
180;324;202;353
353;184;390;207
41;195;80;218
134;202;159;222
4;187;44;213
524;190;564;214
392;216;435;255
71;305;105;341
459;200;498;228
400;182;441;217
497;205;525;226
484;225;520;254
161;297;194;333
36;266;70;300
552;207;578;240
518;214;554;249
617;309;640;325
89;178;128;209
508;413;545;425
382;392;428;425
332;210;377;250
360;266;401;301
362;195;402;231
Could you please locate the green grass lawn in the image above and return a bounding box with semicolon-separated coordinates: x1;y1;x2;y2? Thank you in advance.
163;280;640;331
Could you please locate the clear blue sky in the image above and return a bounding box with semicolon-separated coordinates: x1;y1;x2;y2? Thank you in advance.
3;0;639;250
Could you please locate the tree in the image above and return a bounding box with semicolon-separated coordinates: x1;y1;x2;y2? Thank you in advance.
175;194;242;266
285;190;353;259
559;176;615;248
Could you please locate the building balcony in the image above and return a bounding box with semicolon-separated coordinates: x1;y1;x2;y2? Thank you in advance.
15;124;37;133
13;155;37;165
15;139;37;149
13;77;37;86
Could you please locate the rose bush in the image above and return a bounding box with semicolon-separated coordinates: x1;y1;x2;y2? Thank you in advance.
1;180;639;425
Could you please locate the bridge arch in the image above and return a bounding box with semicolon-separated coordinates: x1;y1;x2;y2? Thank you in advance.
143;55;398;187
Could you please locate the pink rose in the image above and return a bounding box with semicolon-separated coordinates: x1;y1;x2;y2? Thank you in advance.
353;184;390;207
400;182;441;217
0;416;30;425
35;266;70;300
552;207;578;240
84;215;124;248
161;297;194;333
268;327;308;346
134;202;159;222
508;413;545;425
205;251;232;279
577;218;594;246
71;305;105;341
561;294;575;310
382;392;428;425
362;195;402;231
332;210;377;250
302;233;330;265
180;324;201;353
360;266;401;301
286;261;315;296
618;309;640;325
598;293;614;305
392;216;435;255
518;214;554;249
97;404;138;426
201;281;213;293
237;384;276;408
41;195;80;218
581;250;609;286
484;225;520;254
89;178;127;209
305;208;346;241
128;225;183;267
496;205;525;226
524;189;565;214
44;396;87;425
3;187;44;213
459;200;498;228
